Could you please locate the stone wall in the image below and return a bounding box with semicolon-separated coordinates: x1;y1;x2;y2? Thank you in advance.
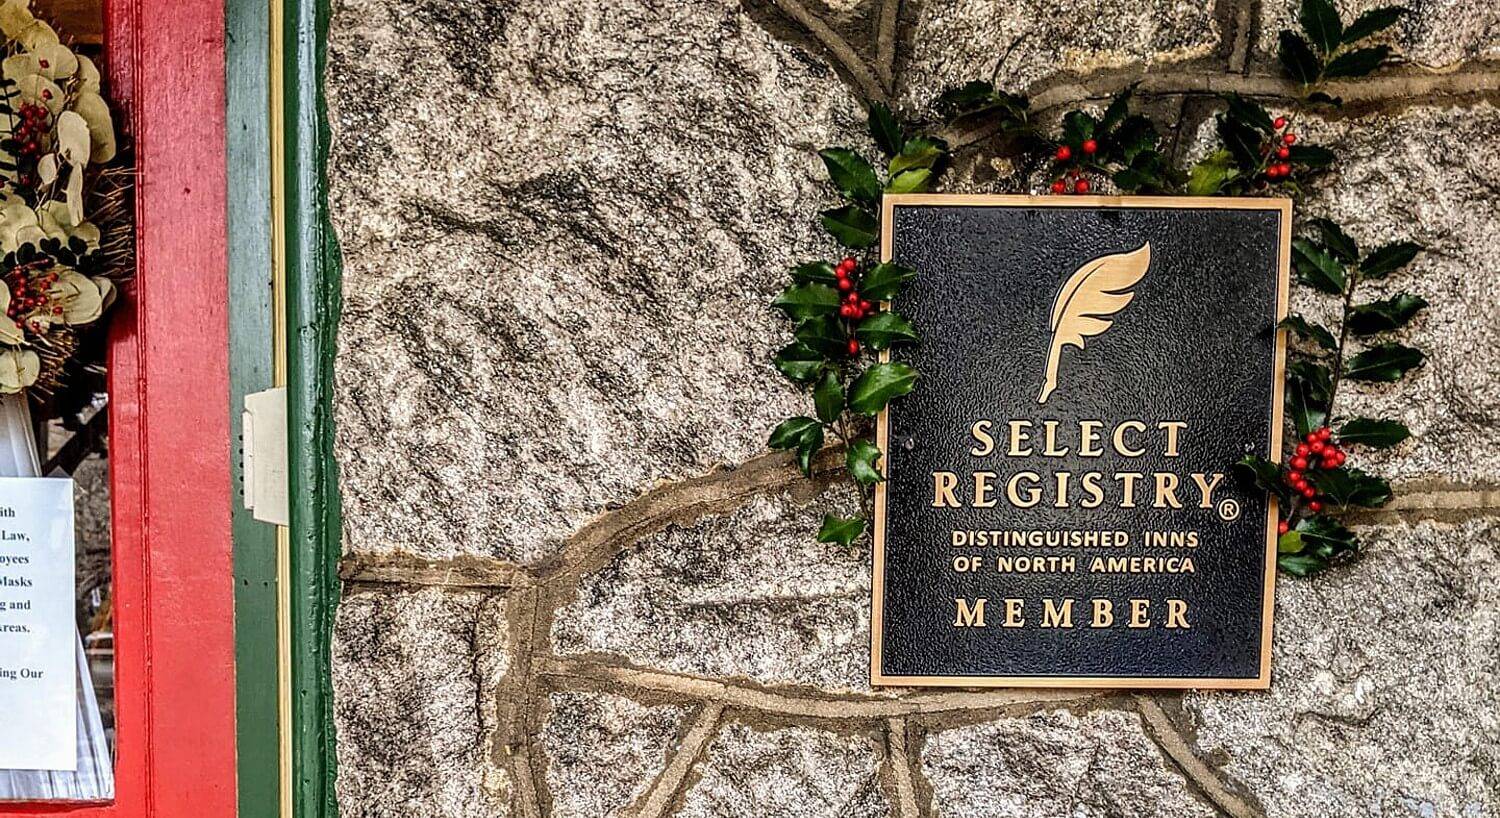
324;0;1500;815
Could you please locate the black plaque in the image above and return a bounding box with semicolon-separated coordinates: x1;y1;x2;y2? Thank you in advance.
872;195;1290;688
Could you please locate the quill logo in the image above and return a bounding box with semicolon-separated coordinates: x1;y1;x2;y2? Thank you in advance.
1037;243;1152;403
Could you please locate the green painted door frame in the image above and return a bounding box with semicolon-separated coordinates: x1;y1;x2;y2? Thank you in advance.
282;0;343;812
228;0;341;814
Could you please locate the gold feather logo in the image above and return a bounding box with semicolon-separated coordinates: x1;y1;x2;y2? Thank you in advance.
1037;242;1152;404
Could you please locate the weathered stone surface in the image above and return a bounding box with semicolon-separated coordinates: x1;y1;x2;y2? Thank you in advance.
678;721;888;817
1289;103;1500;486
333;587;511;817
920;709;1216;818
540;691;687;818
897;0;1219;112
1180;102;1500;485
1187;517;1500;818
326;0;862;565
552;489;871;691
1255;0;1499;67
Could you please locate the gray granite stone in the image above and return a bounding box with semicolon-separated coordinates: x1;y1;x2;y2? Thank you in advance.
333;587;511;817
552;489;871;692
920;709;1217;818
540;691;687;818
1186;517;1500;818
897;0;1219;112
1255;0;1499;67
327;0;863;565
1288;103;1500;487
678;721;889;817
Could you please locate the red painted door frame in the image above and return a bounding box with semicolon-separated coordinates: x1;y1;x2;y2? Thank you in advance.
0;0;238;814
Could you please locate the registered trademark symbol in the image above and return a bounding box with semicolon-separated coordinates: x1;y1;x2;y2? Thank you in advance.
1218;498;1241;522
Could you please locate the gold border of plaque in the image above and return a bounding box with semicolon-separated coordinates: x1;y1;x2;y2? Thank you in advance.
871;194;1292;689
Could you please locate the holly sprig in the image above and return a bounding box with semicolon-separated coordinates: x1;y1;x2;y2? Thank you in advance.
768;103;948;546
1235;222;1425;575
1278;0;1408;104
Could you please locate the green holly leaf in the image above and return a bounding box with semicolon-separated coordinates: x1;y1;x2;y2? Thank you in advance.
773;283;841;320
936;80;995;115
860;261;917;300
848;362;918;415
1343;6;1408;43
1278;530;1305;554
1360;241;1422;278
1293;239;1347;294
1278;553;1327;577
856;312;919;350
1309;218;1359;262
1186;150;1236;196
1218;115;1265;170
1287;359;1332;436
1323;46;1393;78
1061;110;1096;146
819;148;881;205
1310;467;1392;509
1295;514;1358;559
791;261;839;285
795;315;847;356
768;416;821;450
885;168;933;194
846;438;884;485
795;425;825;476
813;369;844;423
1338;417;1411;448
1300;0;1343;53
1344;343;1424;382
1280;315;1337;350
1287;144;1337;168
1279;31;1322;85
867;102;904;158
1234;454;1290;503
1099;86;1134;133
820;205;879;249
1226;94;1276;133
772;343;825;383
816;514;866;546
1347;293;1428;335
889;137;946;176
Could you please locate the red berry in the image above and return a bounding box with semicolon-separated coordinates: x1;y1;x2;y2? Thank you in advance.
1308;500;1323;512
840;305;854;318
1305;432;1318;443
847;339;860;356
1277;147;1290;159
1278;521;1291;535
1273;116;1287;130
847;292;861;304
1291;457;1307;470
1055;145;1072;162
837;278;853;292
1082;139;1098;155
1301;486;1317;498
841;257;856;269
1051;180;1067;194
860;300;871;311
1283;133;1297;145
1278;162;1293;176
1310;441;1326;455
1295;443;1310;457
1074;178;1091;194
1333;452;1346;466
1289;469;1304;482
1317;427;1332;440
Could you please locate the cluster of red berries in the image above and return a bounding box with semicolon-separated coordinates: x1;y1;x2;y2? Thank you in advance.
9;102;52;189
834;256;871;356
3;264;61;328
1049;139;1098;195
1276;426;1347;533
1263;116;1298;182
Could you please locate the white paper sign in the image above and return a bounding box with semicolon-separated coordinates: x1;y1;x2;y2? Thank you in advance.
0;478;77;771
